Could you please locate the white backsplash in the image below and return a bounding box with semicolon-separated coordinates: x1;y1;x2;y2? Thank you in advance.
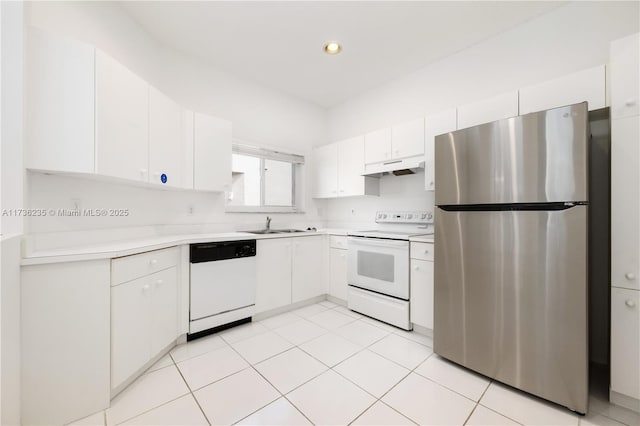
326;171;434;229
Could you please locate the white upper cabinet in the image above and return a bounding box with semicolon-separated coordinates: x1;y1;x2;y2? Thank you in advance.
95;50;149;182
392;118;425;159
313;143;339;198
149;86;184;188
610;33;640;119
519;65;606;115
314;138;379;198
424;108;457;191
364;119;424;165
457;91;519;129
338;135;367;196
193;113;232;192
26;28;95;173
364;127;392;164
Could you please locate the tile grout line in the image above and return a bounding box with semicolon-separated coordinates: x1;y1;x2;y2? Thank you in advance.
168;352;214;426
223;337;317;426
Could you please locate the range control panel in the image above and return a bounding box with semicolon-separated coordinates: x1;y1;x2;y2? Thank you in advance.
375;211;433;224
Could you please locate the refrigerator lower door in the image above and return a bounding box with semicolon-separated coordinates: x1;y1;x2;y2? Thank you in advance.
434;205;588;413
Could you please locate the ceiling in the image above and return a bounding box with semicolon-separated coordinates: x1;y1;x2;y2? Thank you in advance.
120;1;565;108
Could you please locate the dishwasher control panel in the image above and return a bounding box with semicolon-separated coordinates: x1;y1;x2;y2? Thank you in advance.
190;240;256;263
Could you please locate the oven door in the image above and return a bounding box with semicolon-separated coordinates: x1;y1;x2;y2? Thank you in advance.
347;236;409;300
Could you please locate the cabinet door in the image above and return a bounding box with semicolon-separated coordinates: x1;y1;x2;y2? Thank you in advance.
149;86;183;188
410;259;434;330
424;109;457;191
313;143;338;198
26;28;95;173
150;267;179;356
292;236;325;303
611;116;640;290
392;118;425;159
329;248;348;301
95;50;149;182
364;127;392;164
111;276;152;390
21;261;110;426
457;91;519;129
610;287;640;400
337;136;365;197
519;65;605;115
193;113;232;191
255;239;293;314
611;33;640;119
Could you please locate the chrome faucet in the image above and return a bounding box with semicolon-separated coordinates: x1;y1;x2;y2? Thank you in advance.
266;216;272;231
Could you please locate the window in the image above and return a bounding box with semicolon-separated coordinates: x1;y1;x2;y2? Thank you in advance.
226;143;304;212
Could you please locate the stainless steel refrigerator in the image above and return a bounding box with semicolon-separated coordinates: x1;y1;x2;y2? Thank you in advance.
434;102;589;414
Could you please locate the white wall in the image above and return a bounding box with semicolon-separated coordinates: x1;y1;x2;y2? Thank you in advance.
25;1;327;238
1;1;24;423
325;1;639;227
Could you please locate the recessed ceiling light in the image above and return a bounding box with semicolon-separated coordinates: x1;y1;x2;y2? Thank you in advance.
323;41;342;55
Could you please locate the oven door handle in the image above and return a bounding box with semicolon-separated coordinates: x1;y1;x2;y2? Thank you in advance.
347;237;408;248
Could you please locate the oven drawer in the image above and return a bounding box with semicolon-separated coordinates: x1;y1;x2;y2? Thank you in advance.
411;242;434;261
347;286;410;330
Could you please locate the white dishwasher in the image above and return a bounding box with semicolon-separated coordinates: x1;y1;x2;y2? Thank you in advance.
189;240;257;339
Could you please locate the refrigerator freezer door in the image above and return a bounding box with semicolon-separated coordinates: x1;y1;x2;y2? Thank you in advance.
435;103;589;206
434;205;588;413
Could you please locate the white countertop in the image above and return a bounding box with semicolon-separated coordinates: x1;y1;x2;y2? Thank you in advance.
22;228;354;266
409;235;435;243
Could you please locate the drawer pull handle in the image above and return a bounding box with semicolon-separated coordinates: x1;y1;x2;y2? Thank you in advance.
625;272;635;281
150;259;158;266
156;279;163;285
625;98;636;107
424;250;429;254
625;300;636;308
414;266;420;271
142;284;151;292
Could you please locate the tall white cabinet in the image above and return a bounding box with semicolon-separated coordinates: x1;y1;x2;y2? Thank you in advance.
610;32;640;413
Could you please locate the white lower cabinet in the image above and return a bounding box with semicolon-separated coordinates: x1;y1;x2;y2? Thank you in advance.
255;235;325;314
410;242;434;330
255;238;293;314
329;248;348;301
610;287;640;409
292;236;325;303
21;260;111;426
111;249;179;392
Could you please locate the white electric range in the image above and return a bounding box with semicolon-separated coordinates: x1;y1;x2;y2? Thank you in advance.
347;211;433;330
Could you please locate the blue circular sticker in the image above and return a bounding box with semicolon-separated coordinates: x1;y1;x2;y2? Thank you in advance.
160;173;168;184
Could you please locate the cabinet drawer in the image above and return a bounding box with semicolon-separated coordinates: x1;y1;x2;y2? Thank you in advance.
111;246;179;286
411;242;434;261
330;235;348;249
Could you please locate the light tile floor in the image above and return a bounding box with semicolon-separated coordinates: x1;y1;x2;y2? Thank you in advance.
70;301;640;426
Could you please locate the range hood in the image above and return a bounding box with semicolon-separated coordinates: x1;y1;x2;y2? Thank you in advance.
362;155;425;177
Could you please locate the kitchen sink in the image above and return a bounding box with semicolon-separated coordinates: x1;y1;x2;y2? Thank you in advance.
245;229;307;234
